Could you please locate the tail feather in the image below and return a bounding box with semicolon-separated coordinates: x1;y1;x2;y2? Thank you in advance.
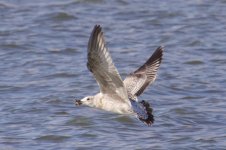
138;100;154;125
130;99;154;126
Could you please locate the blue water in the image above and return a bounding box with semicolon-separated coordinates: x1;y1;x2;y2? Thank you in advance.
1;0;226;149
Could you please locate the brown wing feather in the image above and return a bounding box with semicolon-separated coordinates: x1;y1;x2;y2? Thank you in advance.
87;25;128;101
124;46;163;99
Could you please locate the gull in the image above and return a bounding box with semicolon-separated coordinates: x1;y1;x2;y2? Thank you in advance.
75;25;163;125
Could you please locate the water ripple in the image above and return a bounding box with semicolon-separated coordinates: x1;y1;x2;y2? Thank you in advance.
1;0;226;149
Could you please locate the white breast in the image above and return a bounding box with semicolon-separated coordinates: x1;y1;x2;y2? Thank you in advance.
93;93;133;114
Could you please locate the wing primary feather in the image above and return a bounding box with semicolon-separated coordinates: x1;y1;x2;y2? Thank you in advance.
87;25;129;102
124;46;163;99
135;46;163;74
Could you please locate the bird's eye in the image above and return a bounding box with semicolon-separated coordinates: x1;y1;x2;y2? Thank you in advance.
87;98;90;100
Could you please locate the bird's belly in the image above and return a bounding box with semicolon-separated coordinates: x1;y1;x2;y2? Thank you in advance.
101;99;133;115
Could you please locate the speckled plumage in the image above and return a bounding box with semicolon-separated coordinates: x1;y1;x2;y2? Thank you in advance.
75;25;163;126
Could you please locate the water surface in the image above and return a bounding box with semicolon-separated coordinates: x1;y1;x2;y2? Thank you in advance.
1;0;226;149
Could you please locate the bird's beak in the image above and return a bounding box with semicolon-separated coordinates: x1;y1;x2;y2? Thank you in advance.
75;99;82;106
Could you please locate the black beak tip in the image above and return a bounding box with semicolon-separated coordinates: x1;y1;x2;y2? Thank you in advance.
74;99;82;106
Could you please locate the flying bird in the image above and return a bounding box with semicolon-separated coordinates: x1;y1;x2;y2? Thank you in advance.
75;25;163;125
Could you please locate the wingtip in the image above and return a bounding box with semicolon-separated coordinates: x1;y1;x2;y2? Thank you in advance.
88;25;103;48
93;24;102;32
94;24;101;28
90;25;103;39
143;45;163;66
156;45;164;53
154;45;164;61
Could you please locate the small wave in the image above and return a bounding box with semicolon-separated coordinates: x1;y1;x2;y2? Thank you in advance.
35;135;70;142
0;2;16;9
113;116;135;125
52;12;76;21
75;0;104;4
1;43;27;50
184;60;204;65
0;85;25;92
181;96;204;100
48;48;80;55
66;117;93;127
44;72;79;79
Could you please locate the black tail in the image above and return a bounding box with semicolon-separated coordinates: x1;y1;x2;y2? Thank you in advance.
138;100;154;126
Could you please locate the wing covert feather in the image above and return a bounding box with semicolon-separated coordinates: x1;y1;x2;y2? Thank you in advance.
87;25;128;101
124;46;163;99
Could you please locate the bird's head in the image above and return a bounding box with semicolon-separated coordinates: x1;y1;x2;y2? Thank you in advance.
75;96;95;107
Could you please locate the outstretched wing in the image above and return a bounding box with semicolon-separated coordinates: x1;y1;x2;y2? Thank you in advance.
87;25;128;102
123;46;163;99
